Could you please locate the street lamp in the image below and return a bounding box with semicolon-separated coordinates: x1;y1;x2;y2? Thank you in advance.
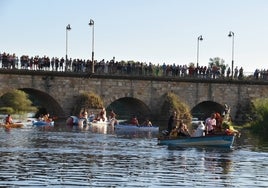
228;31;234;78
89;19;95;74
65;24;71;68
196;35;203;68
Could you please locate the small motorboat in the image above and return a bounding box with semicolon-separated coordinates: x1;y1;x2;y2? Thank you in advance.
158;133;237;148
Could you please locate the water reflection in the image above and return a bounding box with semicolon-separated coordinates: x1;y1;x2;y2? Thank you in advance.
0;123;268;187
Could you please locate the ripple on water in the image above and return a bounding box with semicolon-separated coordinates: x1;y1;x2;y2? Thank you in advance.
0;127;268;187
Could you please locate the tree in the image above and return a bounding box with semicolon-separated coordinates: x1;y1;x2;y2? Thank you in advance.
161;92;192;124
246;98;268;135
208;57;228;70
0;89;37;114
72;92;104;115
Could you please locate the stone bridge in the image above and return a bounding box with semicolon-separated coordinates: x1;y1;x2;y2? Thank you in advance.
1;69;268;122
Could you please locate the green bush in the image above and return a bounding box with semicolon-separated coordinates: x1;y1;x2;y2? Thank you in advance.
0;89;37;114
0;107;14;114
72;92;104;115
161;92;192;123
249;98;268;134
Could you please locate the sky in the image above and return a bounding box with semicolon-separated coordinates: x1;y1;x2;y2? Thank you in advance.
1;0;268;74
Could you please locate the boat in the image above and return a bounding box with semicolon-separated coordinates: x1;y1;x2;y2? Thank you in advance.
115;124;159;133
32;120;54;127
66;116;85;127
158;134;236;148
66;115;114;133
89;120;114;134
1;123;24;129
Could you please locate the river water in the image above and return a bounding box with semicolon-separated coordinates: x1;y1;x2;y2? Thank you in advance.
0;123;268;188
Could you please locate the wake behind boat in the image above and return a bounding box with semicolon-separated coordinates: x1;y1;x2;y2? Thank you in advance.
115;124;159;133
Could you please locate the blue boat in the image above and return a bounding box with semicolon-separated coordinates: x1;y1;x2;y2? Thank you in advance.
158;134;236;148
32;120;54;127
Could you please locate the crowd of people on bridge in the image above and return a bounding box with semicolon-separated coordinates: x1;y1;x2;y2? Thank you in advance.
0;51;266;80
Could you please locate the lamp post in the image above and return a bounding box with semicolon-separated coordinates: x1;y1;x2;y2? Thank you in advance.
228;31;234;78
89;19;95;74
65;24;71;68
196;35;203;68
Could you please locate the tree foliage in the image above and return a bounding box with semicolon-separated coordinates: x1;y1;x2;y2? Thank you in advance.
208;57;228;69
72;92;104;115
0;89;37;114
247;98;268;135
161;92;192;123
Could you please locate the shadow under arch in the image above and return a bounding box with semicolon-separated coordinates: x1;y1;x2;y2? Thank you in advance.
19;88;65;118
106;97;152;122
191;101;225;121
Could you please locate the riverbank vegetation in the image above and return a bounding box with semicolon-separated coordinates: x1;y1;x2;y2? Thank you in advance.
0;89;37;115
242;98;268;136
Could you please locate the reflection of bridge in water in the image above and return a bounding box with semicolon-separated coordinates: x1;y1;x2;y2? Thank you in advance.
1;69;268;123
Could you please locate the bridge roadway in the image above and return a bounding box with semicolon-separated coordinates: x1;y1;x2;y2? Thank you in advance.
0;69;268;122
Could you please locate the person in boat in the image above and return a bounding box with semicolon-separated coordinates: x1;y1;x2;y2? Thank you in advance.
192;121;205;137
169;126;179;138
167;111;178;134
80;111;89;126
110;110;116;119
38;114;44;121
43;113;53;122
5;114;13;125
205;113;216;135
43;113;49;122
215;112;223;132
222;121;240;135
130;115;139;126
99;107;107;122
177;120;190;137
81;111;88;118
88;111;95;122
169;119;190;138
142;119;152;127
109;110;118;126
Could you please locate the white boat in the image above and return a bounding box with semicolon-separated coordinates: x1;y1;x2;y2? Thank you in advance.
66;115;116;133
89;120;114;134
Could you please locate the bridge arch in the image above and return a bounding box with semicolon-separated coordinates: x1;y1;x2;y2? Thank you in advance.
106;97;152;122
19;88;65;117
1;71;267;124
191;101;225;121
